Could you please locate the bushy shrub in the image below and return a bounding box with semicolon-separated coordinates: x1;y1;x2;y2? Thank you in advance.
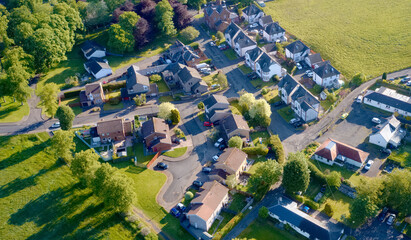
65;76;79;87
307;161;327;184
243;145;269;156
200;59;212;64
140;227;151;237
109;97;121;105
103;82;126;91
261;87;269;95
91;107;101;112
259;206;269;218
323;203;334;217
268;135;285;164
294;194;304;203
149;74;162;82
64;89;82;98
213;213;244;240
190;42;199;50
185;191;194;200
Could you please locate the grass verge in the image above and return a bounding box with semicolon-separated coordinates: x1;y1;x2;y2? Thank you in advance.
0;97;30;123
239;218;301;240
223;49;237;60
163;147;188;158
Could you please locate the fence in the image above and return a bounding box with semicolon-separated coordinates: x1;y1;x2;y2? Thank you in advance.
146;152;160;168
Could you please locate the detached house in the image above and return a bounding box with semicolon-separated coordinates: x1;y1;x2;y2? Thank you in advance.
263;22;286;43
369;115;406;148
80;82;105;107
242;4;264;23
84;58;112;80
203;94;231;122
233;31;257;57
81;41;106;60
364;87;411;117
174;66;208;94
204;4;231;32
245;47;263;71
305;53;323;69
141;117;172;152
285;40;310;62
165;40;199;65
245;47;284;81
221;114;250;140
187;181;229;231
224;22;241;48
214;148;248;180
125;65;150;96
97;118;133;143
258;15;273;28
313;61;341;88
313;138;369;168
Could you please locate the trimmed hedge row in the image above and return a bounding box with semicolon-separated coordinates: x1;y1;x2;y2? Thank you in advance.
64;89;82;98
307;161;327;184
242;145;268;156
304;198;319;210
103;81;126;91
213;213;244;240
268;135;285;164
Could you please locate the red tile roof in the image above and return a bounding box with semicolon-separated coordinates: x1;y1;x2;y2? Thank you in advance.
314;138;369;163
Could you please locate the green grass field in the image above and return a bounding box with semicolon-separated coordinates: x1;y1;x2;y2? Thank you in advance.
60;97;83;116
239;218;301;240
163;147;188;158
265;0;411;78
389;143;411;168
0;97;30;123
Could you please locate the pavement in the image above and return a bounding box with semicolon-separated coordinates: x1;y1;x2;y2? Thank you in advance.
352;218;410;240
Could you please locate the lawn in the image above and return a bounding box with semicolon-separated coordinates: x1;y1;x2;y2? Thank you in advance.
262;89;280;103
163;147;188;158
223;49;238;60
229;100;245;116
250;131;270;146
159;95;174;103
238;64;253;74
250;78;273;89
0;97;30;123
151;79;170;93
264;0;411;78
132;142;155;165
318;191;354;223
389;143;411;168
106;91;121;99
239;218;301;240
103;102;124;111
208;211;235;235
277;105;294;122
229;194;248;213
320;98;335;111
60;97;83;116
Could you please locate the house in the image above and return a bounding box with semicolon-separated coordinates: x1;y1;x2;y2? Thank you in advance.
313;61;341;88
285;40;310;62
258;15;273;27
125;65;150;96
141;117;172;152
84;58;112;80
262;43;277;56
97;118;133;143
305;53;323;69
203;94;231;122
313;138;369;168
233;31;257;57
363;87;411;117
245;47;263;71
224;22;241;48
204;4;231;32
174;66;208;94
221;114;250;140
187;181;229;231
80;82;105;107
263;22;286;43
255;52;284;81
242;4;264;23
214;148;248;180
165;40;199;65
369;115;406;148
80;41;106;60
278;75;320;122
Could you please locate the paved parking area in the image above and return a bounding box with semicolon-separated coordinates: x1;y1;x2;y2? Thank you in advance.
353;218;409;240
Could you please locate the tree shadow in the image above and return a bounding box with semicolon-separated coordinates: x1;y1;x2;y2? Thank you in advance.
12;120;48;135
0;105;20;120
0;139;50;170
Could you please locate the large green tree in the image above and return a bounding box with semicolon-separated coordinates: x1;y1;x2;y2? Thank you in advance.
56;105;75;130
108;24;135;53
119;11;140;33
250;159;282;188
0;11;14;47
51;130;75;164
155;0;176;36
158;102;176;120
92;163;117;197
282;152;310;193
170;109;181;125
5;63;32;104
187;0;206;10
84;0;110;29
380;169;411;216
71;149;101;186
349;196;378;225
39;83;59;117
179;26;199;43
101;173;136;212
228;136;243;149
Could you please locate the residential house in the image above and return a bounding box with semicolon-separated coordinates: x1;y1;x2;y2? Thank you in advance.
285;40;310;62
80;82;105;107
305;53;323;69
187;181;229;231
214;148;248;180
369;115;406;148
125;65;150;96
97;118;133;143
174;66;208;94
224;22;241;48
255;52;284;81
278;74;299;104
233;31;257;57
165;40;199;65
245;47;263;71
84;58;112;80
80;41;106;60
242;4;264;23
258;15;273;27
204;4;231;32
141;117;172;152
263;22;286;43
221;114;250;140
313;138;369;168
262;43;278;56
313;61;341;88
363;87;411;117
203;94;231;122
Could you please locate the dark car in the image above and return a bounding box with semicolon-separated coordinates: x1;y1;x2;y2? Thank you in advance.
218;143;227;150
293;120;303;128
193;180;204;188
379;207;389;222
170;208;181;217
156;162;168;170
202;167;212;173
320;185;326;193
273;101;284;107
381;148;392;155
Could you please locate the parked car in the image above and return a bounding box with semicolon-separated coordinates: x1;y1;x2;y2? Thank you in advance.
212;155;219;162
210;41;216;47
177;203;186;212
305;70;313;77
193;180;204;188
356;95;363;103
301;205;310;213
50;122;61;128
364;160;374;170
214;138;224;147
156;162;168;170
381;148;392;155
340;112;349;120
202;167;212;173
293;120;303;128
218;143;227;150
218;44;229;50
296;63;302;70
406;81;411;86
204;121;213;127
289;118;299;124
247;72;258;80
170;207;181;217
274;101;284;107
372;117;381;124
379;207;389;222
386;214;396;225
250;23;258;28
211;84;220;89
400;76;410;83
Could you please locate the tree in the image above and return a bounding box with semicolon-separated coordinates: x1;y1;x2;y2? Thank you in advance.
382;72;387;80
323;203;334;217
326;171;342;189
256;34;261;44
155;0;176;36
39;83;59;117
71;149;101;186
216;72;228;89
250;159;282;187
226;174;237;189
108;24;135;53
249;99;271;126
216;31;224;42
259;206;269;218
133;17;152;48
149;74;162;82
133;94;146;106
51;130;75;164
349;195;378;225
158;102;176;120
282;152;310;193
179;26;199;42
56;105;75;130
171;0;192;30
380;169;411;216
351;73;366;87
239;0;253;8
84;0;110;29
239;92;255;111
0;11;14;47
268;135;285;164
5;64;32;104
92;163;117;197
119;11;140;33
228;136;243;149
185;191;194;200
187;0;206;10
105;0;127;12
102;173;136;212
197;101;204;110
170;109;181;125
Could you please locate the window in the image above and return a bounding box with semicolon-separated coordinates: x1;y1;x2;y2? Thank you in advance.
102;133;105;136
386;105;390;109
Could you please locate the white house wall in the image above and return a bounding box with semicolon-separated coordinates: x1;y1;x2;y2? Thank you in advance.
364;97;411;117
235;44;257;57
188;214;207;230
314;74;340;88
313;154;334;166
93;69;112;80
369;133;388;148
345;158;363;168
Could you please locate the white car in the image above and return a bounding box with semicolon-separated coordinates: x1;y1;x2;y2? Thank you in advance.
364;160;374;170
356;95;363;103
210;41;216;47
51;122;61;128
305;70;313;77
212;155;219;162
214;138;223;147
372;117;381;124
250;23;258;28
296;63;302;70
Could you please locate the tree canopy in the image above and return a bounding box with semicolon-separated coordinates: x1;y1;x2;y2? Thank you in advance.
179;26;199;43
158;102;176;120
51;130;75;164
71;149;101;186
250;159;282;187
155;0;176;36
228;136;243;149
56;105;75;130
108;24;135;53
39;83;59;117
282;152;310;193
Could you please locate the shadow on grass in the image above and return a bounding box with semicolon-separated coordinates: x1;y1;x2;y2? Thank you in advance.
0;105;20;120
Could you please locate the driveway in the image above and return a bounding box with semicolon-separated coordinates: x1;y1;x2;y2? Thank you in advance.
352;218;409;240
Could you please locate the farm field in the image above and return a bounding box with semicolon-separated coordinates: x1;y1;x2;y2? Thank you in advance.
265;0;411;78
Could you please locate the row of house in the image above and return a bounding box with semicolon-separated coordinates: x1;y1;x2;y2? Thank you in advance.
363;87;411;117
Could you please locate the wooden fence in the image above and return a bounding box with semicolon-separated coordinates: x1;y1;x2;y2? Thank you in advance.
146;152;160;168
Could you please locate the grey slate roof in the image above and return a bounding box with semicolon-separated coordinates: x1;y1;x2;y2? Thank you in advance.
285;40;309;54
234;31;256;48
278;74;299;95
306;53;323;65
225;22;240;39
126;65;150;90
264;22;285;35
205;6;214;16
263;43;278;53
84;58;111;75
203;95;229;109
313;61;340;78
177;66;201;84
291;85;320;110
242;4;262;16
222;114;250;137
257;52;277;72
259;15;273;25
246;47;263;62
81;41;105;58
167;40;199;64
365;91;411;113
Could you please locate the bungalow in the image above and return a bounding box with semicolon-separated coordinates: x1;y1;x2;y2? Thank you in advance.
97;118;133;143
187;181;229;231
262;43;278;56
262;22;286;43
255;52;284;81
233;31;257;57
313;138;369;168
80;41;106;60
141;117;172;153
125;65;150;96
313;61;341;88
174;66;208;94
242;4;264;23
258;15;273;28
204;4;231;32
369;115;406;148
224;22;241;48
221;114;250;140
285;40;310;62
305;53;323;69
214;148;248;180
363;87;411;117
80;82;105;107
84;58;112;80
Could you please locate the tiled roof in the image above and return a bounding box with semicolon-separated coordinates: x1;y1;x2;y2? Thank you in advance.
85;82;103;96
364;89;411;113
81;41;105;58
234;31;256;48
177;66;201;84
97;118;125;136
242;4;262;16
306;53;323;65
264;22;285;35
222;114;250;134
246;47;263;62
278;74;299;95
217;148;247;173
285;40;309;54
203;94;229;109
313;61;340;78
84;58;111;75
141;117;170;138
225;22;240;39
126;65;150;90
314;138;369;163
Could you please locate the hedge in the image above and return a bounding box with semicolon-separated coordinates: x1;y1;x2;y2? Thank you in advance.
304;198;319;210
268;135;285;164
190;42;199;50
64;89;82;98
200;58;212;64
307;161;327;184
213;213;244;240
242;145;268;156
103;81;126;91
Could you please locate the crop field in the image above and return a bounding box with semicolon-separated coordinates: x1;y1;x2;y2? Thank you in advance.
265;0;411;78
